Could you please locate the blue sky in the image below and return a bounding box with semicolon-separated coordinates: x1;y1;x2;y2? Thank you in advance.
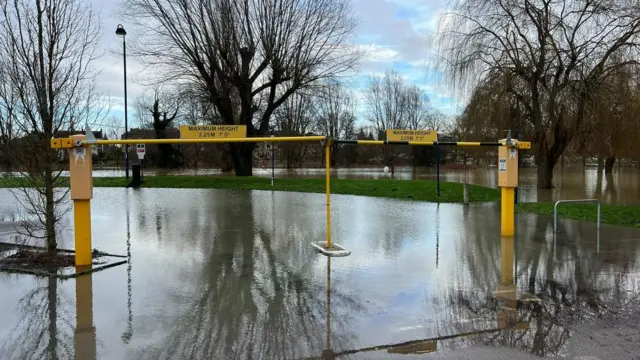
92;0;460;133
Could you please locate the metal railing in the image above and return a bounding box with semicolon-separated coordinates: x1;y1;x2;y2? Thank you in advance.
554;199;601;233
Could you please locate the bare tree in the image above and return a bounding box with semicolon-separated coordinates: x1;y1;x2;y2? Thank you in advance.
0;0;104;250
314;80;357;139
404;85;431;131
273;92;314;168
0;68;16;171
135;88;181;168
433;0;640;188
366;69;409;134
120;0;359;176
365;69;410;171
313;80;356;166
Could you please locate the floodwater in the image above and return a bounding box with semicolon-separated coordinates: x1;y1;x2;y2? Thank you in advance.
85;166;640;205
1;186;640;359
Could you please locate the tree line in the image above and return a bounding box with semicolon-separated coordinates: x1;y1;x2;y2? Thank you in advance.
117;69;445;171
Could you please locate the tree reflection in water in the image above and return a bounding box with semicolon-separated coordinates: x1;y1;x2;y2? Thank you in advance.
434;214;640;357
138;190;364;360
0;277;74;360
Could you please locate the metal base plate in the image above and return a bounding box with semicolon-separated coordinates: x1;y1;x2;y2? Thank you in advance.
310;242;351;257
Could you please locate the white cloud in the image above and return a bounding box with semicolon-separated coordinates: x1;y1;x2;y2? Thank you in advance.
83;0;464;122
357;44;401;62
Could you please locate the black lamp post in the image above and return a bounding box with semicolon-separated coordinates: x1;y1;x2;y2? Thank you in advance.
116;24;129;179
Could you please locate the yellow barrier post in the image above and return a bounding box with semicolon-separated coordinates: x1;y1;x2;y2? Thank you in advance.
498;139;518;237
74;273;96;360
325;138;332;249
69;135;93;267
311;138;350;256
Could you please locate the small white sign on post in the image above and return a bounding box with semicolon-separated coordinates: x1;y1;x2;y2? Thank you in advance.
499;158;506;172
136;144;146;160
73;147;86;167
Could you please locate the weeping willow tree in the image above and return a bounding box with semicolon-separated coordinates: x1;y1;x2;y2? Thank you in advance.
433;0;640;188
452;71;534;165
570;64;640;172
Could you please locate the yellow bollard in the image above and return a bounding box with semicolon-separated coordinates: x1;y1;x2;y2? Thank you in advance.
501;188;515;236
74;273;96;360
325;140;332;249
69;135;94;267
498;141;518;237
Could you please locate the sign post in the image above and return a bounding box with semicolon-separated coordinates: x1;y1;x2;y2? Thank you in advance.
271;134;275;186
136;144;145;181
385;129;440;194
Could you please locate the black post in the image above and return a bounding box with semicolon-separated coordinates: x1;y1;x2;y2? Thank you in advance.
123;36;129;180
436;143;440;197
271;135;275;186
515;127;520;205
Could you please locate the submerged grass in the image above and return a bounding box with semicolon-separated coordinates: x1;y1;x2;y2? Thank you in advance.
93;175;501;203
4;174;639;227
517;202;640;229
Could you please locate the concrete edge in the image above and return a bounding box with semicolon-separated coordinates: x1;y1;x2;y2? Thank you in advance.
310;242;351;257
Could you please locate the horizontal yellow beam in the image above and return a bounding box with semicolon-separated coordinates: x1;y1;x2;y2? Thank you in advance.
51;136;327;149
335;139;532;149
518;141;531;149
50;135;532;150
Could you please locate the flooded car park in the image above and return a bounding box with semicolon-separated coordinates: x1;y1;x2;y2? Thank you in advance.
0;187;639;359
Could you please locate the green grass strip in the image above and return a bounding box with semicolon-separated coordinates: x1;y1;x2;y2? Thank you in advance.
94;175;499;203
517;202;640;229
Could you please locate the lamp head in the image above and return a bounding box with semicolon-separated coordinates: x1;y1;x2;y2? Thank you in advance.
115;24;127;37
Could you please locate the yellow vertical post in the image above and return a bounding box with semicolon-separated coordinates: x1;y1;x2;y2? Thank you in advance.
325;139;332;249
69;135;93;267
74;273;96;360
501;188;515;236
498;141;518;237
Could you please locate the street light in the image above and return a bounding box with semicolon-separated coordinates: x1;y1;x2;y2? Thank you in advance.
116;24;129;179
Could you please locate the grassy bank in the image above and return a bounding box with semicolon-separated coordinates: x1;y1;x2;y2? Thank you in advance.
517;202;640;229
91;176;499;203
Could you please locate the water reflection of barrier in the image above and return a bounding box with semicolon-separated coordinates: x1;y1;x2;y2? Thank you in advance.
74;271;96;360
51;129;530;265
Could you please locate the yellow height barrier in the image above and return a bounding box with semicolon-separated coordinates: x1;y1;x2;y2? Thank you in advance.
52;133;529;265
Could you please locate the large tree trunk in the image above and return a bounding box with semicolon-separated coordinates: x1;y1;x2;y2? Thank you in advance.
154;128;175;168
534;122;569;189
597;156;604;172
331;146;338;167
536;152;556;189
604;156;616;174
230;143;254;176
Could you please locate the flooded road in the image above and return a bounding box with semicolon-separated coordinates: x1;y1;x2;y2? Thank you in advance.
0;188;639;359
